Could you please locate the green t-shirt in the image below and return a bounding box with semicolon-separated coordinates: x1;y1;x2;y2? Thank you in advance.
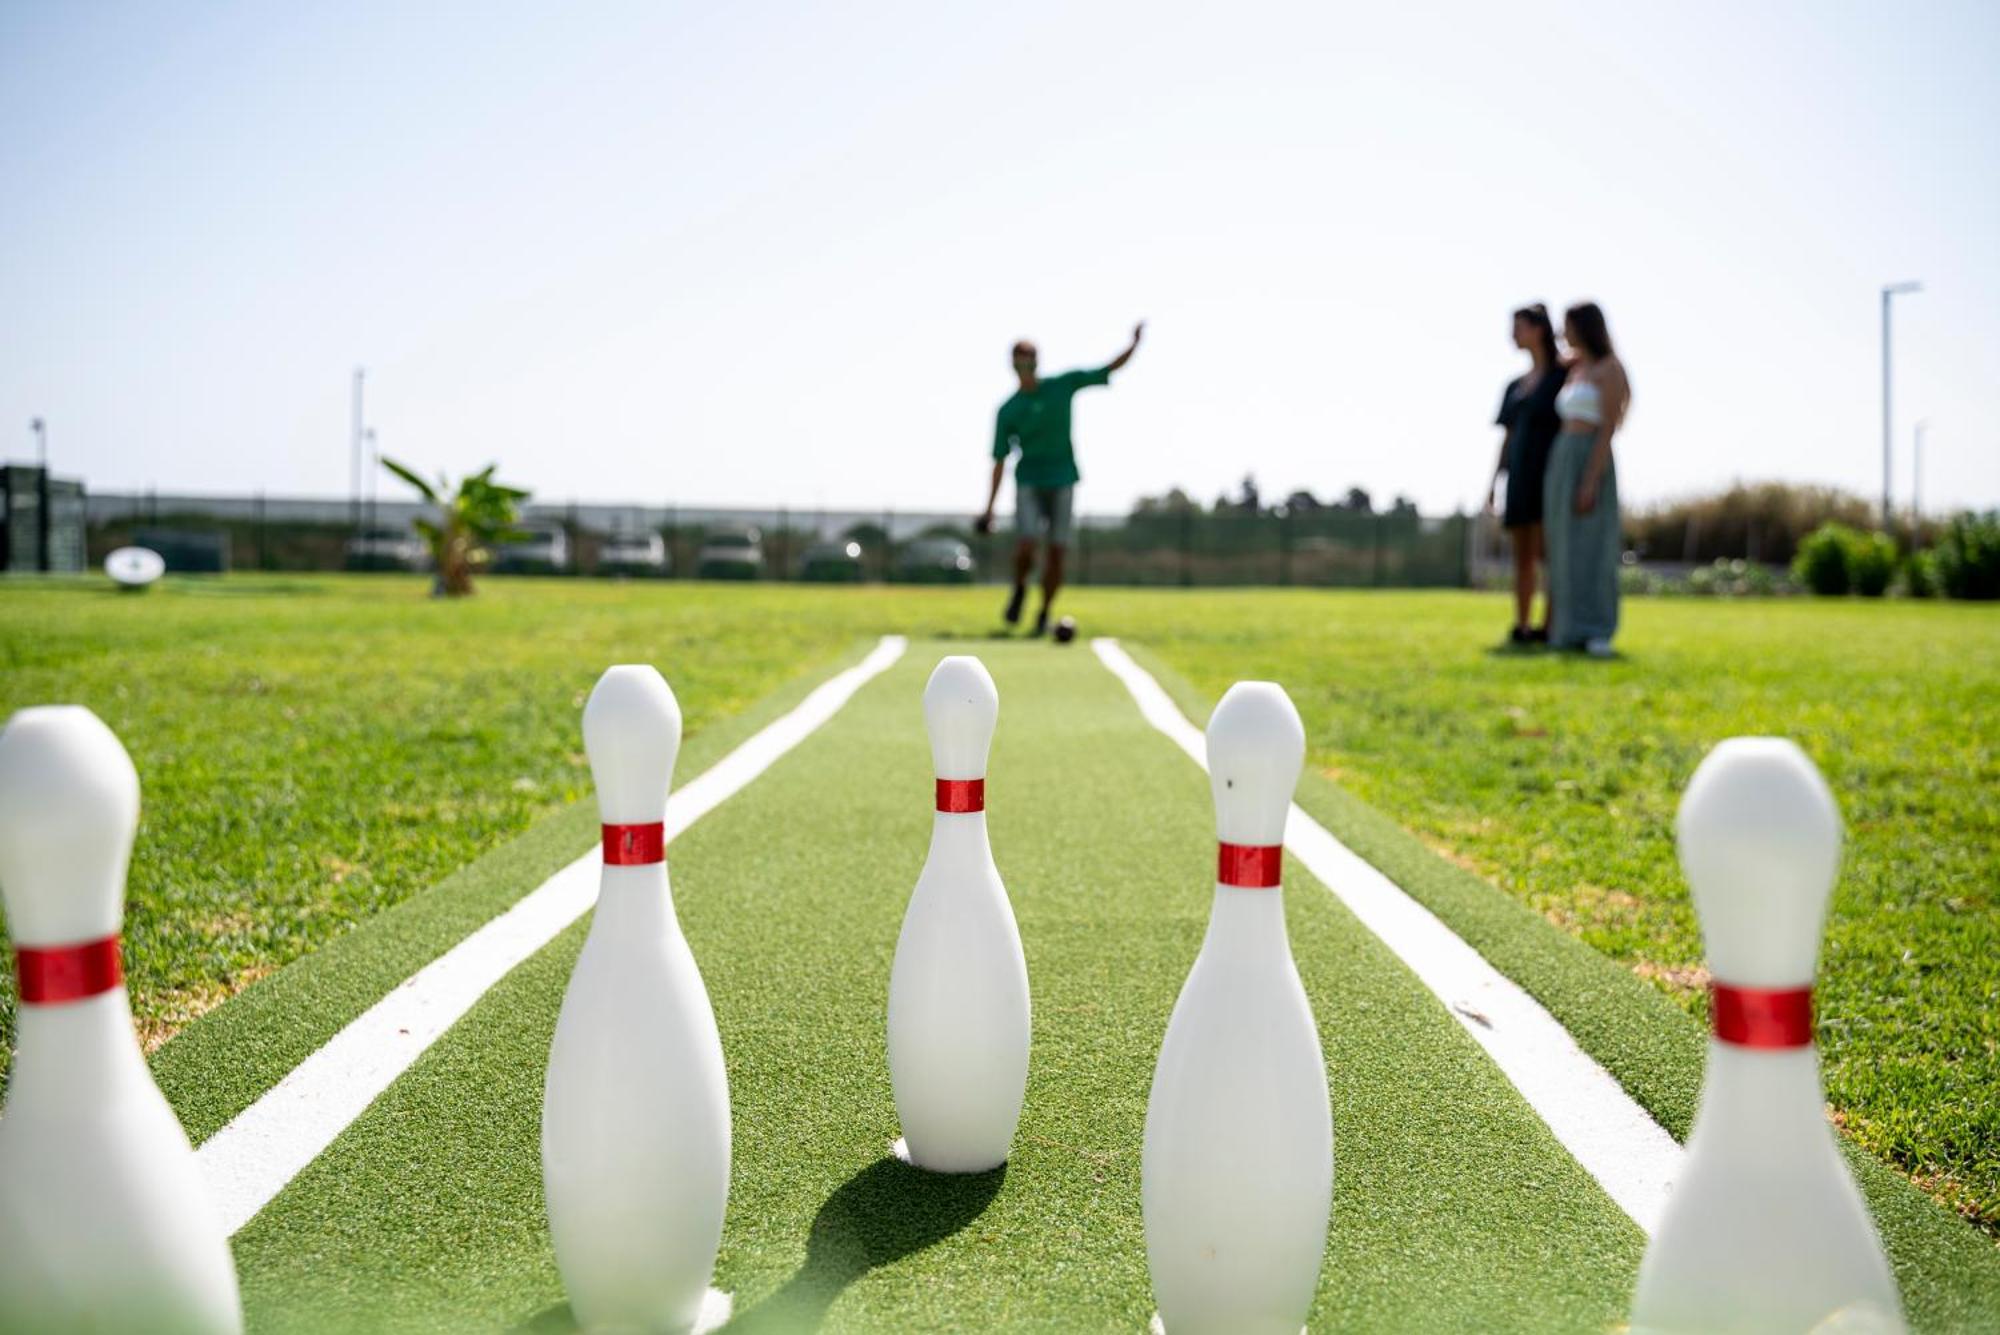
992;367;1112;488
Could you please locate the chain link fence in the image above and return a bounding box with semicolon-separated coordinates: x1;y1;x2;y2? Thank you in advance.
83;492;1477;588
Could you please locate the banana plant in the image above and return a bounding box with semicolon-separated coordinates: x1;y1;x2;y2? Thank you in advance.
379;458;533;596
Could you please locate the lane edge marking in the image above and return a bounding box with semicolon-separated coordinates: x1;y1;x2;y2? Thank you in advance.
1091;636;1680;1235
195;635;908;1236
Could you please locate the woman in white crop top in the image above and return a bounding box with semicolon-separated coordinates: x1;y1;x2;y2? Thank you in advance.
1554;377;1603;427
1543;303;1630;657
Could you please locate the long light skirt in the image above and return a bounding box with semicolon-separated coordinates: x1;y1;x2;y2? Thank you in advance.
1543;432;1620;648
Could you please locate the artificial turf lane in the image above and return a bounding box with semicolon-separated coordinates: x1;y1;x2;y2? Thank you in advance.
223;639;1642;1333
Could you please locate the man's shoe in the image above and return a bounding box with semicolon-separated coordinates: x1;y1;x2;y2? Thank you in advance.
1031;608;1050;637
1003;585;1026;626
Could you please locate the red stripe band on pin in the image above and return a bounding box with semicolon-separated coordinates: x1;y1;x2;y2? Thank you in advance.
936;778;985;813
1217;842;1283;888
602;822;666;865
1712;983;1813;1049
16;935;124;1005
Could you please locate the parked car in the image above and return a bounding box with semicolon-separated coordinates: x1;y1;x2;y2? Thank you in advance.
894;536;975;584
597;530;669;577
796;540;865;583
492;523;571;574
344;526;429;572
697;526;765;580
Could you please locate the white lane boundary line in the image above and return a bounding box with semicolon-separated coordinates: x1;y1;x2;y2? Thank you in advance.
195;635;908;1237
1091;638;1681;1235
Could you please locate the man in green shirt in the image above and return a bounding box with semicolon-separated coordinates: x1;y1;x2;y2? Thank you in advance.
977;321;1144;635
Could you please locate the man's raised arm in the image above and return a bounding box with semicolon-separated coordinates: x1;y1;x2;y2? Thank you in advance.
1105;320;1146;374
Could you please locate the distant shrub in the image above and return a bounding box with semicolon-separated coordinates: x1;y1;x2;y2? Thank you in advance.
1793;524;1854;596
1627;482;1875;565
1933;511;2000;600
1791;523;1898;597
1847;530;1897;598
1689;557;1784;597
1739;560;1780;596
1627;557;1786;598
1903;550;1938;599
1619;565;1666;596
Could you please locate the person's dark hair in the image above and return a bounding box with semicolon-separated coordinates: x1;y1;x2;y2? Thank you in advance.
1513;304;1560;365
1011;340;1037;361
1564;302;1615;359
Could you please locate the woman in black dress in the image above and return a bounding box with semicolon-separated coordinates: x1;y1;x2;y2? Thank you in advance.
1487;304;1565;644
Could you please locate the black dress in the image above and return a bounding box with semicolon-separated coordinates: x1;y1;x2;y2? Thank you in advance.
1495;370;1563;528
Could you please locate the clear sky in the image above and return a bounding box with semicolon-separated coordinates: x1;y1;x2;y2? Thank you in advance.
3;1;1995;518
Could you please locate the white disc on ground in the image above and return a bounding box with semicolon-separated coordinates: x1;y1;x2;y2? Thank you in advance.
105;547;166;588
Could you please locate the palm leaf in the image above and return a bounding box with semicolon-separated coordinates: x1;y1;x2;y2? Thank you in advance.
380;457;440;503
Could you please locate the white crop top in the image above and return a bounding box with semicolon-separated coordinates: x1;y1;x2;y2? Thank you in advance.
1556;377;1603;426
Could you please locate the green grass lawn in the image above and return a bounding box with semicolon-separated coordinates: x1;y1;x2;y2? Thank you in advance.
1;574;1995;1249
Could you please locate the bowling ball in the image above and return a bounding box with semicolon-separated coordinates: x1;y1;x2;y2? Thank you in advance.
1053;616;1077;644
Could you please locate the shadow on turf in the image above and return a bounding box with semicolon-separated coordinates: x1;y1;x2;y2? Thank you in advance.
720;1154;1006;1332
508;1156;1004;1335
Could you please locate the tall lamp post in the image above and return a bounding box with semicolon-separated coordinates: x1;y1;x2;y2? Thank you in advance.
350;367;366;533
1880;281;1921;533
1913;419;1928;534
28;417;48;572
365;427;379;535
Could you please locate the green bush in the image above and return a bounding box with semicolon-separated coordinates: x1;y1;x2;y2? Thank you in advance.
1627;481;1873;565
1847;530;1897;598
1739;560;1780;596
1618;564;1665;596
1793;523;1854;595
1933;511;2000;600
1792;523;1899;597
1902;550;1938;599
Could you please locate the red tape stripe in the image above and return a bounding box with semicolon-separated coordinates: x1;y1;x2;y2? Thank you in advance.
16;935;124;1004
1712;983;1813;1049
1217;842;1282;888
602;822;666;866
936;778;985;813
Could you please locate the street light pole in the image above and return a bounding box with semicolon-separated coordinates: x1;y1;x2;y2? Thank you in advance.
29;417;49;572
1913;419;1927;531
1880;281;1921;533
365;427;379;535
350;367;366;533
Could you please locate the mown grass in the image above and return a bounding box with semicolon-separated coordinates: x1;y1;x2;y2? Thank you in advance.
1;575;1994;1240
0;577;973;1083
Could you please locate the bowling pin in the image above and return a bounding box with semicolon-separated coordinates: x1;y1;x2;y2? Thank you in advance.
0;706;242;1335
1631;738;1904;1334
542;666;730;1333
1143;682;1331;1335
887;655;1030;1172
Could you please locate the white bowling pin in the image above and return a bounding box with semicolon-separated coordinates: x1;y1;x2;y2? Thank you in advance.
1143;682;1331;1335
0;706;243;1335
887;655;1030;1173
1631;738;1904;1335
542;666;731;1333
